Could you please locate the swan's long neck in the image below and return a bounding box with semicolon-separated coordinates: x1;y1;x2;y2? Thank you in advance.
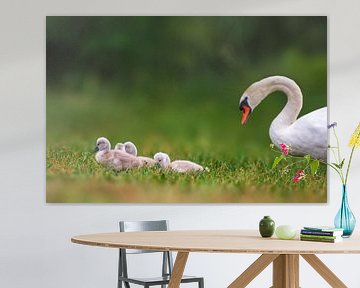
257;76;303;129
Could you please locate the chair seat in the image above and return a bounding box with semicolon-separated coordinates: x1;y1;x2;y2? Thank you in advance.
119;274;203;286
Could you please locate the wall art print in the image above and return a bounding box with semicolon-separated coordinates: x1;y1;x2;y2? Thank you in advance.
46;16;327;203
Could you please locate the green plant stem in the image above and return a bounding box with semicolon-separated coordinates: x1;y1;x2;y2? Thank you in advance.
282;159;308;171
332;127;345;183
330;148;339;164
318;159;344;183
333;127;342;164
270;148;307;160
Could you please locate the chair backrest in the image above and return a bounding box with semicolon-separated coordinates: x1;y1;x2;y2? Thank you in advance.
120;220;168;232
119;220;169;254
118;220;174;282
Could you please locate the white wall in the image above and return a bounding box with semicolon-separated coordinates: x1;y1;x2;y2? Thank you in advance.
1;1;360;287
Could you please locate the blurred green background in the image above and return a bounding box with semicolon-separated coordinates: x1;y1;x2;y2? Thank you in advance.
46;16;327;203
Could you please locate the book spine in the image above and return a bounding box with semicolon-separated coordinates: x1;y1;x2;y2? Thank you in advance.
301;230;336;236
300;234;338;240
300;237;337;243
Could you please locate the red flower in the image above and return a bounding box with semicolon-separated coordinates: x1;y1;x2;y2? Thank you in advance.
279;143;289;156
293;170;305;183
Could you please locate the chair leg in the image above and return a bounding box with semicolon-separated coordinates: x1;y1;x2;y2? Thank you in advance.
118;249;122;288
199;278;204;288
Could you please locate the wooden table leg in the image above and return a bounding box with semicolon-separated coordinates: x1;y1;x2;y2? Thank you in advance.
272;254;299;288
168;252;189;288
273;254;286;287
228;254;279;288
288;255;299;288
301;254;347;288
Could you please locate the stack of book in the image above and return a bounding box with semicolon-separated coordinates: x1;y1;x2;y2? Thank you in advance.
300;226;344;243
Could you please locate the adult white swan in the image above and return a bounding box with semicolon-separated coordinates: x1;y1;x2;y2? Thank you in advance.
239;76;327;161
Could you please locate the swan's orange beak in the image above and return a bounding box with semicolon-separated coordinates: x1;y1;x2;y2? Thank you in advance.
241;105;251;125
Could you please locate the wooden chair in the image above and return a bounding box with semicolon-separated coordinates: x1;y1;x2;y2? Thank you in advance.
118;220;204;288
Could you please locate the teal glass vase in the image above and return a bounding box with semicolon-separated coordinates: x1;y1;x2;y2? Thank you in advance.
334;185;356;237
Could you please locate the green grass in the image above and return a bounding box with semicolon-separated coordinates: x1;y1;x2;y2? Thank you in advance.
46;142;326;203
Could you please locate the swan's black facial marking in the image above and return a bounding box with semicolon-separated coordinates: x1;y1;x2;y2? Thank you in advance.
239;97;251;112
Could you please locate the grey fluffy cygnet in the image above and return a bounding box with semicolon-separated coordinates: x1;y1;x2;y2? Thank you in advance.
114;141;156;167
153;152;205;173
95;137;142;171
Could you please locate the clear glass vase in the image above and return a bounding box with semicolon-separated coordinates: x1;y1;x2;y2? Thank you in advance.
334;185;356;237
